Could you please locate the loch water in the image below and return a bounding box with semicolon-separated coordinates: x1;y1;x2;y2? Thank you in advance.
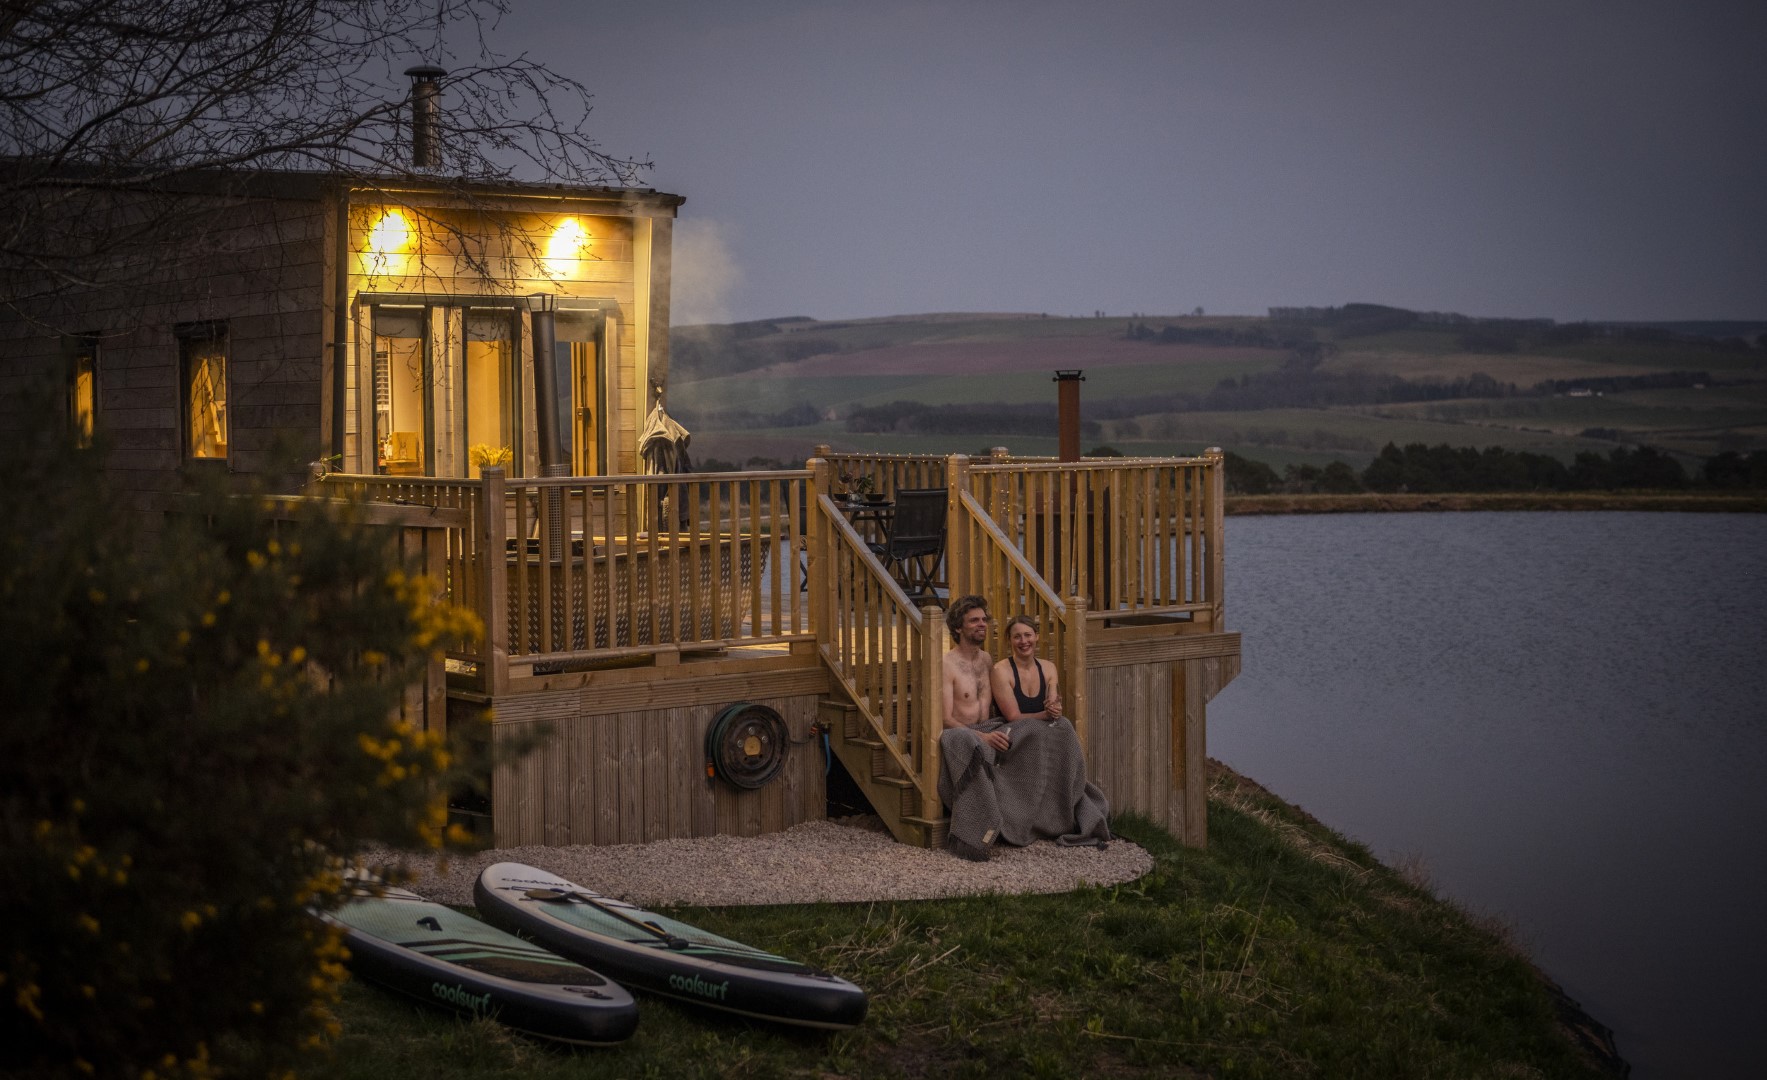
1207;512;1767;1079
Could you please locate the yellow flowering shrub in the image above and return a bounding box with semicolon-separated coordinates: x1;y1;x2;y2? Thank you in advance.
0;416;487;1077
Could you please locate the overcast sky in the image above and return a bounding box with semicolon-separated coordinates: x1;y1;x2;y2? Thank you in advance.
485;0;1765;326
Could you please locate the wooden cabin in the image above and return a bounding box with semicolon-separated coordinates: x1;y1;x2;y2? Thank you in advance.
1;169;1240;851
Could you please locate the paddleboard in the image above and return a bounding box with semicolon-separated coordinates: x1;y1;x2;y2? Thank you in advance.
318;879;638;1045
474;862;867;1030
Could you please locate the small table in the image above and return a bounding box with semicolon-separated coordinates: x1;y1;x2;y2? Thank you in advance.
838;497;895;538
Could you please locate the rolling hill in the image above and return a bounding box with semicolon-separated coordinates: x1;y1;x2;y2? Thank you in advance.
667;307;1767;472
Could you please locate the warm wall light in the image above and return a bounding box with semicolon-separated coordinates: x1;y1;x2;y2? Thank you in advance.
543;217;589;278
366;209;412;276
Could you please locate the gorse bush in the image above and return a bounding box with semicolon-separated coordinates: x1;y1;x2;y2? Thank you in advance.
0;415;486;1078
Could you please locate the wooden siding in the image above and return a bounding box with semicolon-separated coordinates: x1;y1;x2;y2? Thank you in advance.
481;672;829;848
1084;635;1240;847
0;194;330;518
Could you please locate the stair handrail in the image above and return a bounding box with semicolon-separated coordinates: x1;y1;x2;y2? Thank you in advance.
951;487;1089;753
812;491;943;812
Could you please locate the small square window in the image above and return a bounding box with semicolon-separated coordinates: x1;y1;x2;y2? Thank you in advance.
178;323;228;460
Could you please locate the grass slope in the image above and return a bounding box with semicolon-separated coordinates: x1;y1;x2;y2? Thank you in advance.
310;765;1618;1080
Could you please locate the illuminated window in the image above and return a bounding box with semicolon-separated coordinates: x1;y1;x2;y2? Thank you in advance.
178;323;228;460
68;337;97;446
370;306;426;474
464;310;518;471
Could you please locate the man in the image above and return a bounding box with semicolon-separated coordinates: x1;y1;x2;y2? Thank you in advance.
941;594;1009;753
935;594;1111;861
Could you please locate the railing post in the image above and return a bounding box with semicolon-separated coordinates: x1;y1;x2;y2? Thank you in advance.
920;603;947;825
1205;447;1226;631
945;454;969;598
1064;594;1089;759
478;467;509;696
808;458;831;646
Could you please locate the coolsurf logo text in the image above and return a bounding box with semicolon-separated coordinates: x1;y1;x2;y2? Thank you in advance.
668;973;731;1001
432;981;492;1013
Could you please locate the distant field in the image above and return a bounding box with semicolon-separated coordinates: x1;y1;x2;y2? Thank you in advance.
1109;407;1620;462
673;338;1289;413
1325;348;1653;386
672;310;1767;472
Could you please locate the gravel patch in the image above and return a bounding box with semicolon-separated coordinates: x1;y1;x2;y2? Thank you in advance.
367;817;1152;908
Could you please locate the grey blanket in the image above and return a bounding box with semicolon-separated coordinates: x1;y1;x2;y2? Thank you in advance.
937;717;1112;861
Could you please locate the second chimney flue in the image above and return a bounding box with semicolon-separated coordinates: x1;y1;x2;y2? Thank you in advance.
404;64;447;169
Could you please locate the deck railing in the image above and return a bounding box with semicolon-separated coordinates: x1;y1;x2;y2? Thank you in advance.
320;469;813;691
811;447;949;500
966;453;1225;629
945;482;1089;751
807;465;945;825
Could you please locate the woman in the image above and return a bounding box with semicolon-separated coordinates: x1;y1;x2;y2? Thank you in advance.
939;612;1109;861
990;615;1063;723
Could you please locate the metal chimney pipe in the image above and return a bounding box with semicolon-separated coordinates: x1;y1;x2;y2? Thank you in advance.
1055;370;1085;462
404;65;447;168
529;293;563;472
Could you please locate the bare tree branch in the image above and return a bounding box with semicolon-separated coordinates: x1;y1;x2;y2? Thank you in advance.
2;0;652;316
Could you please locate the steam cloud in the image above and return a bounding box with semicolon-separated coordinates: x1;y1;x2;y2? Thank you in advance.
671;219;739;327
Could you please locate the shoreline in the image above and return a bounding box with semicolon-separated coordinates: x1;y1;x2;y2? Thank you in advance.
1226;491;1767;515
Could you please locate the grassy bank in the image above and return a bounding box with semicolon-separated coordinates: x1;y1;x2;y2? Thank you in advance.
309;764;1623;1079
1227;490;1767;515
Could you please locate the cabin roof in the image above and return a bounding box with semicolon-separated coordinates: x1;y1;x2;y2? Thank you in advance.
12;157;685;213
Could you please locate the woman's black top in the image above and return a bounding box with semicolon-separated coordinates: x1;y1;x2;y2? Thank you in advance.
1009;659;1046;716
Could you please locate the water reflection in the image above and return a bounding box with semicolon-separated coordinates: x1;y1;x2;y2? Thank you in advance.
1208;512;1767;1080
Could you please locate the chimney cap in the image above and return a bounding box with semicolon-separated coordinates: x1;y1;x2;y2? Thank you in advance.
404;64;447;80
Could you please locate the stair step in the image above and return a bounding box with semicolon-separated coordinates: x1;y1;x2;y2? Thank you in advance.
872;775;913;789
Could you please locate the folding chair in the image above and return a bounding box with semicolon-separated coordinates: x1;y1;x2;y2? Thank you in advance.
868;488;946;602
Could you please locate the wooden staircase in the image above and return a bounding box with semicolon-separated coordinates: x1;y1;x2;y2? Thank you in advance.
818;696;947;849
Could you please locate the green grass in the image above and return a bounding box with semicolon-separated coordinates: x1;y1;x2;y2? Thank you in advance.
307;773;1611;1079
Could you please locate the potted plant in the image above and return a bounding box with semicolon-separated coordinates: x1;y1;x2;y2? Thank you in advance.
469;444;513;475
840;471;877;503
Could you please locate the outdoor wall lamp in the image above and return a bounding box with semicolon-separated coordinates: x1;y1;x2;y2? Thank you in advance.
544;217;589;279
366;209;411;276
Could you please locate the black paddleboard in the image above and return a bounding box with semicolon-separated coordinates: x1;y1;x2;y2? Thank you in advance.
474;862;867;1030
318;879;638;1045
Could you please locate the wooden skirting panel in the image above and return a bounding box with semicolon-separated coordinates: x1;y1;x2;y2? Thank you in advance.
1088;630;1241;669
483;678;827;848
1085;642;1241;849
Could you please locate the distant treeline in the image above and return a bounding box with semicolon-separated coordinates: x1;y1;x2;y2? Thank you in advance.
1103;368;1524;414
1226;445;1767;496
847;400;1103;439
1535;371;1710;395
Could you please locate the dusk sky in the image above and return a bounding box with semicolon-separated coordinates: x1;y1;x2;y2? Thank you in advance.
489;0;1765;326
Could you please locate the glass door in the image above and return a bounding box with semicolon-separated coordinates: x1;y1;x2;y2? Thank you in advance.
557;308;605;476
369;306;427;474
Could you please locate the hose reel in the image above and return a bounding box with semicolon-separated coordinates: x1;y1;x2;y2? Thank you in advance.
704;702;789;790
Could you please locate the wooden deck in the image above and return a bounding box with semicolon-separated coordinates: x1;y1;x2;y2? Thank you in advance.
319;450;1240;849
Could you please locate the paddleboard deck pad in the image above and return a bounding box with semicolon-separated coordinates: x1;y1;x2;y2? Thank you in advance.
318;880;638;1045
474;862;867;1029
